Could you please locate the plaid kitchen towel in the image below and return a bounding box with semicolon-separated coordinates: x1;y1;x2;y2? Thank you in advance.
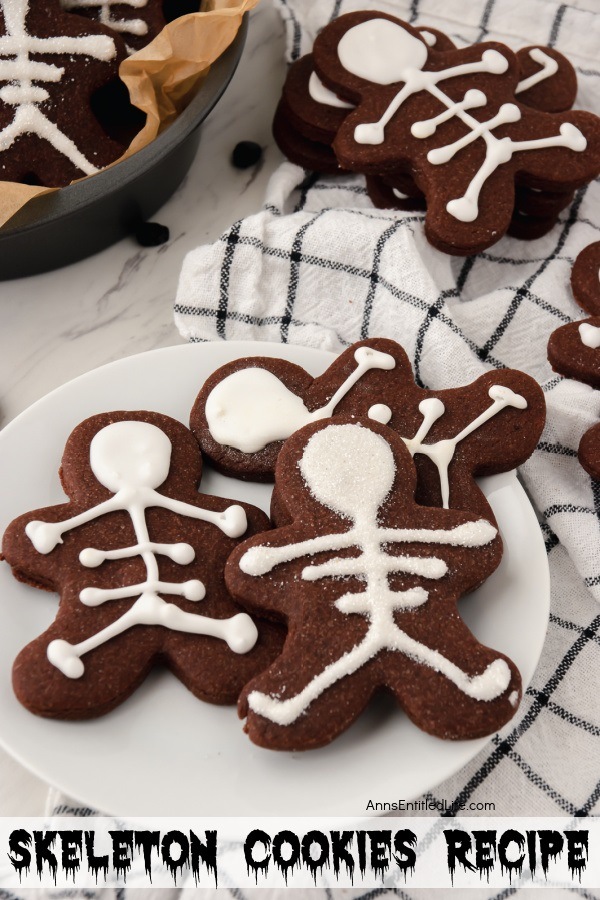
173;0;600;831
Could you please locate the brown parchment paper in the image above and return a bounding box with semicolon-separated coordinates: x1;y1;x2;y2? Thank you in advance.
0;0;257;230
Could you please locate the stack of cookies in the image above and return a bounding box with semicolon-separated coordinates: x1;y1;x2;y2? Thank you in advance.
274;11;600;255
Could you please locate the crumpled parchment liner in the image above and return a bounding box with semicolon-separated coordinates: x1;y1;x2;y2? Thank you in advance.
0;0;257;230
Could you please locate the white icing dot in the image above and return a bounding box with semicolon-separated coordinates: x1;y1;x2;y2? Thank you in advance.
368;403;392;424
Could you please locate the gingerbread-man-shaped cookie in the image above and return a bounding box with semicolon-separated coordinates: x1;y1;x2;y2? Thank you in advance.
2;411;283;719
192;338;545;522
225;418;520;750
310;11;600;254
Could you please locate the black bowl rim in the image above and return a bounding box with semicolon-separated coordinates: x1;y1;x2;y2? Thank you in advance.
1;13;248;237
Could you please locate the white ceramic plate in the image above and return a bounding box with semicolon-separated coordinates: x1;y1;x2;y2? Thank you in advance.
0;342;550;816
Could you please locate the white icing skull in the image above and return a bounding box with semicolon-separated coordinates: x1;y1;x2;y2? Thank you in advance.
337;19;428;84
90;420;172;492
299;423;395;521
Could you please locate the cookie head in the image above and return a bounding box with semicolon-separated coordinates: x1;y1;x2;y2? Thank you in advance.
90;419;173;492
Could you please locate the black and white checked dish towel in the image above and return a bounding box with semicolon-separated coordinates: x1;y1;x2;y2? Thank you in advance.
174;0;600;838
36;2;600;899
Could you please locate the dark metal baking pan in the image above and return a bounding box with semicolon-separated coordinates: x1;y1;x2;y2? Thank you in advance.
0;14;248;280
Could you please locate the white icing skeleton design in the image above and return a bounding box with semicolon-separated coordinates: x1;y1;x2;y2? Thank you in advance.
0;0;116;175
62;0;149;40
25;420;257;679
239;423;510;726
336;19;586;222
205;349;528;508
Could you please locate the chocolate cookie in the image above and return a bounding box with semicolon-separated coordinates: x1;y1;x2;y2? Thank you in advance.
0;0;128;187
2;411;283;719
191;338;546;521
579;422;600;480
547;317;600;389
571;242;600;315
312;11;600;255
226;417;521;750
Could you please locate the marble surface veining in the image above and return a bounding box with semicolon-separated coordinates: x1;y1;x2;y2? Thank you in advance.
0;2;286;814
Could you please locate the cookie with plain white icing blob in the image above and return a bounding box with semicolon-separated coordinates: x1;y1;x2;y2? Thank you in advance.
191;337;546;522
0;0;129;187
225;416;521;750
547;316;600;389
311;11;600;255
2;410;283;719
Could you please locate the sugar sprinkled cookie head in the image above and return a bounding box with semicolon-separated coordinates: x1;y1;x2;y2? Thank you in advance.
226;417;521;750
2;411;284;718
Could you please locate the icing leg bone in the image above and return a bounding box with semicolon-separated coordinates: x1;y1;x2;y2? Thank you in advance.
25;421;256;678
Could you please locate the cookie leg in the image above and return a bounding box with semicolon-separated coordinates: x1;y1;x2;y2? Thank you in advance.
12;617;163;720
238;625;379;750
380;629;521;740
165;617;285;705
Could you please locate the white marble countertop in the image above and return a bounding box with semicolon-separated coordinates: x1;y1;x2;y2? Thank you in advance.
0;2;286;815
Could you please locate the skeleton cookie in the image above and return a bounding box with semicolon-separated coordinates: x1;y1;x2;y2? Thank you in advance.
310;11;600;254
2;411;283;719
0;0;129;187
192;338;545;521
226;418;520;750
